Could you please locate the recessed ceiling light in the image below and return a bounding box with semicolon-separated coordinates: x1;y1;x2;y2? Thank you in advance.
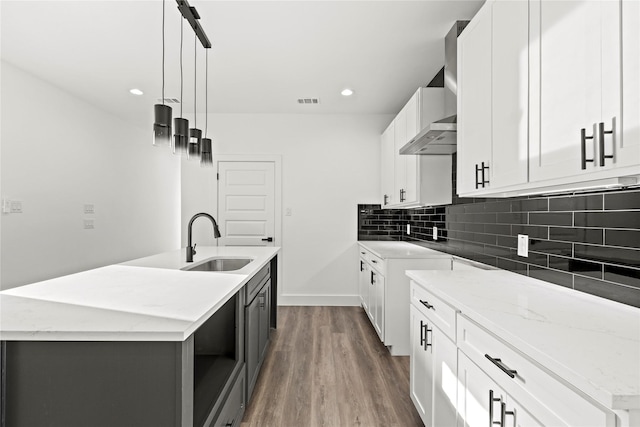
129;88;144;96
341;88;354;96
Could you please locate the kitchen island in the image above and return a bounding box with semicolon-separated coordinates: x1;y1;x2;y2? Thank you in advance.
0;246;279;427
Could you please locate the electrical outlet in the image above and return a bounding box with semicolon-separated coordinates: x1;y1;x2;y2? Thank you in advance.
83;219;95;230
433;226;438;241
285;207;292;216
84;204;95;214
406;224;411;235
517;234;529;257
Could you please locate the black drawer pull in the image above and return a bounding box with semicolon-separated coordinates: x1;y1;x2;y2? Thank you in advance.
485;354;517;378
419;300;435;310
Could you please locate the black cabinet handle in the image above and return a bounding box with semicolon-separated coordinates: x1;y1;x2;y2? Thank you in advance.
371;259;377;264
581;127;595;169
481;162;489;187
501;402;516;427
425;326;432;351
370;271;375;285
399;188;406;202
419;320;426;348
360;261;364;272
261;237;273;242
419;300;435;310
485;354;517;378
598;121;614;166
383;194;389;205
489;390;502;426
475;162;490;188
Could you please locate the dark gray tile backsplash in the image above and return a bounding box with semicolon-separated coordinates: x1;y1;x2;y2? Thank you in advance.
358;154;640;308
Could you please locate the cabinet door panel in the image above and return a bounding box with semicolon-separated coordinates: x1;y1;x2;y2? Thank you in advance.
457;1;492;195
491;0;529;188
381;122;396;206
432;325;457;427
457;351;506;427
529;0;620;181
394;107;408;201
620;0;640;168
373;272;385;340
410;305;432;425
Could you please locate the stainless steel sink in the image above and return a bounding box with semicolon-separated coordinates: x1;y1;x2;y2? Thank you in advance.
183;257;253;272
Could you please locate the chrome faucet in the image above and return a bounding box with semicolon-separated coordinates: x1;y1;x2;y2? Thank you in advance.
186;212;222;262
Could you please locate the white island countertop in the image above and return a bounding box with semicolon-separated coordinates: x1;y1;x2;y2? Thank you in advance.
0;246;279;342
358;241;451;259
406;269;640;412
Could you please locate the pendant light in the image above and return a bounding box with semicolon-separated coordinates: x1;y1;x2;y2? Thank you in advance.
153;0;172;147
173;15;189;155
188;32;201;160
201;49;213;166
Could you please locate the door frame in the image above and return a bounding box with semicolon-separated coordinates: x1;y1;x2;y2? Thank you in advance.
214;154;283;304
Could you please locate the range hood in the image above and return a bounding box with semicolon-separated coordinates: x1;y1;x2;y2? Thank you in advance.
400;21;468;155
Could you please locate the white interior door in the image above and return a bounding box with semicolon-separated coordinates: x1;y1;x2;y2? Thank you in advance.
217;161;275;246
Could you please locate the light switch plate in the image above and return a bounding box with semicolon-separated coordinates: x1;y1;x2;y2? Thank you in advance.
433;226;438;241
2;199;11;214
517;234;529;257
84;219;95;230
84;204;95;214
10;200;22;213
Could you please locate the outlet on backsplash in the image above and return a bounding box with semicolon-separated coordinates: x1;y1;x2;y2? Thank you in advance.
433;226;438;241
517;234;529;257
406;224;411;235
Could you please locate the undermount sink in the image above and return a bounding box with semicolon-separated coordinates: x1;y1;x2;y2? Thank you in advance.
183;257;253;272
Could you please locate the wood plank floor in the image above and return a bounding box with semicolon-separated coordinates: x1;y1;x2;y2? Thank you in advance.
241;306;423;427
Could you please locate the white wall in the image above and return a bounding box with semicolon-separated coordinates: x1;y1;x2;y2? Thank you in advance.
0;61;181;289
182;113;390;305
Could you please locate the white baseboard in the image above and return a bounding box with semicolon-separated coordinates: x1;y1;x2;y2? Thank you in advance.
278;294;360;306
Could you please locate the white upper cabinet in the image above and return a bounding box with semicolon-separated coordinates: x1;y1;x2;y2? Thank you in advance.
381;87;452;208
529;0;623;181
457;0;529;197
457;2;492;196
457;0;640;197
622;0;640;169
381;121;396;207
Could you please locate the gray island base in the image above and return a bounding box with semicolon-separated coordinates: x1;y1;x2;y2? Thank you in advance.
0;247;279;427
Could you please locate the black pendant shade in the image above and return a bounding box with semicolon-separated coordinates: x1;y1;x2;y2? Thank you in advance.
153;104;173;147
200;138;212;166
188;128;202;159
173;117;189;154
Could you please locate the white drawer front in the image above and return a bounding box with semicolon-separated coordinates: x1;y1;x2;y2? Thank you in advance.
366;252;385;276
457;315;616;427
410;281;457;342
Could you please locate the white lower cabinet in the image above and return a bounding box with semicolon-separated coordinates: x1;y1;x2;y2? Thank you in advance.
457;351;551;427
409;278;620;427
358;243;452;356
456;315;617;427
410;304;457;427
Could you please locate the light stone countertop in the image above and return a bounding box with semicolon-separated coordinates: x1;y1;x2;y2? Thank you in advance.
406;269;640;412
0;246;279;341
358;240;452;259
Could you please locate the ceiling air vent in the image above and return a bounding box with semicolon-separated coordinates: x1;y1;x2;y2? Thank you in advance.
157;98;181;104
297;98;320;104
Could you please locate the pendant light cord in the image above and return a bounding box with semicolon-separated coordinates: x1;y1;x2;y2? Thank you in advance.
194;33;197;128
205;49;208;138
161;0;165;105
180;15;183;117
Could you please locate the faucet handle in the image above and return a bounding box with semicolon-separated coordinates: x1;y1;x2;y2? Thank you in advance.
192;243;197;255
